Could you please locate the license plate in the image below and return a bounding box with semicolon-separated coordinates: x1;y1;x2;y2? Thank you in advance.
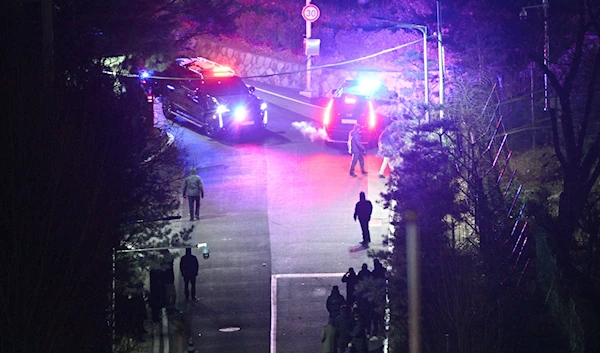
241;120;255;126
342;119;357;124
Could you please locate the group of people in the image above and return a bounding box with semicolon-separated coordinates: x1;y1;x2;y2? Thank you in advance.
347;122;398;179
147;248;200;322
321;259;388;353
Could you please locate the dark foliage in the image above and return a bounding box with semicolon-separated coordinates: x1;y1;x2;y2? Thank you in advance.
1;1;191;352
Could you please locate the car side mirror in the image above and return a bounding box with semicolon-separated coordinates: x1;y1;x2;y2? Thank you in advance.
248;86;256;94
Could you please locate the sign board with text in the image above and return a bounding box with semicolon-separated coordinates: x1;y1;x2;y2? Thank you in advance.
304;38;321;56
301;4;320;22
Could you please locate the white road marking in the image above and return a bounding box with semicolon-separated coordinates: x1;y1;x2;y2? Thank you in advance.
270;272;346;353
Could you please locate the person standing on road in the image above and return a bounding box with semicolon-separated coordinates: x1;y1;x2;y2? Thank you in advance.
370;259;387;337
180;248;199;300
320;317;338;353
377;124;395;179
350;313;368;353
372;259;387;282
327;285;346;320
183;168;204;221
335;304;353;353
149;268;166;322
353;192;373;246
341;267;358;306
356;263;373;336
348;125;367;177
160;249;176;312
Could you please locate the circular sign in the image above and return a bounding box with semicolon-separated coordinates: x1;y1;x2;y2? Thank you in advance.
302;4;320;22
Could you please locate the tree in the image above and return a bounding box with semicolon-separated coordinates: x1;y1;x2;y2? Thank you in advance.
379;75;553;353
1;0;203;351
535;1;600;351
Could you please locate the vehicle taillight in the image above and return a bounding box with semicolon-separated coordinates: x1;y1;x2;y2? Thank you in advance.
323;99;334;126
368;101;376;129
212;66;235;77
344;96;357;104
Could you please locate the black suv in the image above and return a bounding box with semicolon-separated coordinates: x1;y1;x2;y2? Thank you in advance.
322;79;383;145
153;58;267;137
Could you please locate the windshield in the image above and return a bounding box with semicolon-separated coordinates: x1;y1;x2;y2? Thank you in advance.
198;77;249;96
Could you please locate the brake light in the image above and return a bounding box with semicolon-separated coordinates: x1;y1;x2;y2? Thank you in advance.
212;66;235;77
344;96;357;104
368;101;376;129
323;99;334;126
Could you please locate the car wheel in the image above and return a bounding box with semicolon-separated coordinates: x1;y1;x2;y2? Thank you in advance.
252;125;267;140
161;97;175;120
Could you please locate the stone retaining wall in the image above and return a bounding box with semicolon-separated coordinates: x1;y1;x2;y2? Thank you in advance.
184;36;408;98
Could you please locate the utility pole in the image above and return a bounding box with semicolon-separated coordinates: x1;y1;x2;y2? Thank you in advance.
405;210;421;353
437;1;445;119
300;0;320;97
520;0;550;111
305;0;312;95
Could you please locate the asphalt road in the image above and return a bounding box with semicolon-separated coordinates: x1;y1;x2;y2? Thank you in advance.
157;87;391;353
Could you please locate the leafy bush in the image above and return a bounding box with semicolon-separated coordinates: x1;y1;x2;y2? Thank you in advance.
233;9;304;53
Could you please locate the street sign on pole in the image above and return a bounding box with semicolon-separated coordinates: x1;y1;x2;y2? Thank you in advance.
300;1;319;98
302;4;320;22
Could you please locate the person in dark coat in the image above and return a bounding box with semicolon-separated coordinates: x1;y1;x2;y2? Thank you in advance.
335;305;353;353
371;259;386;281
320;317;338;353
350;313;368;353
370;259;387;337
115;283;147;339
326;285;346;320
353;192;373;246
183;168;204;221
160;250;176;311
357;263;372;283
356;263;373;335
348;125;367;177
149;268;166;322
180;248;199;300
341;267;358;306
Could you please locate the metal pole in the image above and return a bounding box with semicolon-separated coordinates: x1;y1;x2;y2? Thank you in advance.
422;28;429;122
437;1;444;119
406;210;420;353
305;0;312;94
111;247;116;352
530;62;536;149
542;0;549;111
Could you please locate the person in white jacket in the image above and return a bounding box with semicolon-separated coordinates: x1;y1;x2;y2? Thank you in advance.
348;125;367;177
183;168;204;221
377;124;395;178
